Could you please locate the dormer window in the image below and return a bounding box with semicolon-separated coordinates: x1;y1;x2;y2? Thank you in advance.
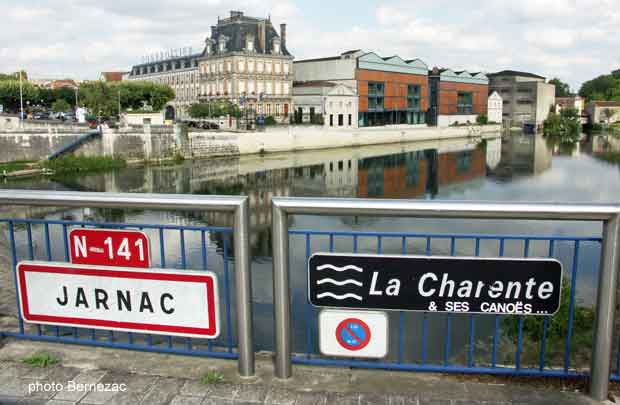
218;35;228;53
245;34;255;52
205;38;214;56
272;37;281;55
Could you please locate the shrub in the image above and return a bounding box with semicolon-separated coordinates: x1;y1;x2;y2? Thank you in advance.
476;114;488;125
23;352;60;368
264;116;277;126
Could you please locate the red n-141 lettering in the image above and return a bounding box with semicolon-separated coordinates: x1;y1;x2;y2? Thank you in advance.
73;236;145;262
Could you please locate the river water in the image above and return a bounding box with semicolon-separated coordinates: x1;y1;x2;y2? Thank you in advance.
2;132;620;366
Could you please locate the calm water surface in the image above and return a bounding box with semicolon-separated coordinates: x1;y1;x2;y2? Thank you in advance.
3;132;620;364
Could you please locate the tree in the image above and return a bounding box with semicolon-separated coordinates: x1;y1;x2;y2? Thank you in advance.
78;81;175;117
188;101;240;119
52;99;71;112
548;78;571;97
0;71;28;81
579;74;620;102
601;108;616;123
0;80;38;112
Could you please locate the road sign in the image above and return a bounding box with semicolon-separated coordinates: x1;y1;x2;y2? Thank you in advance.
16;261;219;339
308;253;562;315
69;228;150;268
319;309;387;358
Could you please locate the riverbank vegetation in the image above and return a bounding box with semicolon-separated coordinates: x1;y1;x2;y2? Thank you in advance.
500;278;594;367
42;155;126;175
0;71;174;118
543;107;581;143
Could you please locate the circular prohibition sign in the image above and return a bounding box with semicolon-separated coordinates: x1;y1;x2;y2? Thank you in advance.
335;318;371;351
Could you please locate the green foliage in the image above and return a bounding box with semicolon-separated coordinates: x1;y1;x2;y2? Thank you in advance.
548;78;572;97
200;371;224;385
0;71;28;81
0;80;38;112
22;352;60;368
0;161;33;174
543;108;580;143
476;114;488;125
264;115;277;126
79;81;175;117
52;99;71;112
502;279;594;350
579;74;620;102
43;155;126;174
188;101;240;119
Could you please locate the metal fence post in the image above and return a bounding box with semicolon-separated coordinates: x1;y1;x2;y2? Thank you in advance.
233;197;255;377
272;202;292;379
590;214;620;401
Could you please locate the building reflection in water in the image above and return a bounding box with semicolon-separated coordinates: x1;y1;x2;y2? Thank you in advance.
487;134;552;180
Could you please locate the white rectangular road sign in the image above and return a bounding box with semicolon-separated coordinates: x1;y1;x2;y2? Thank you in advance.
16;261;219;339
319;309;388;358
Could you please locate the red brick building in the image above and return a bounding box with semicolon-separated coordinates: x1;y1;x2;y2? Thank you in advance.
428;68;489;127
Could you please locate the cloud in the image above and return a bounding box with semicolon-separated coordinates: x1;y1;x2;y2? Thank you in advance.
1;0;618;90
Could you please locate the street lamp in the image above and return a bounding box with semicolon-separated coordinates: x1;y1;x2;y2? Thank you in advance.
19;71;24;121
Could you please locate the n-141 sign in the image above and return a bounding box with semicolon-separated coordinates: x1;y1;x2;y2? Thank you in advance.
69;228;151;268
308;253;562;315
16;261;219;338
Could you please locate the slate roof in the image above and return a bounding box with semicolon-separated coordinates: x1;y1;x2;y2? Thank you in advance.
205;12;291;56
487;70;546;80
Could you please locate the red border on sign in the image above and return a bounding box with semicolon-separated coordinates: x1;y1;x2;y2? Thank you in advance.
335;318;371;351
17;262;217;338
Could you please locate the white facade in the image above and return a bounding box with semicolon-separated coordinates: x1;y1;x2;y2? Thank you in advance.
293;82;358;128
487;91;503;123
123;112;165;126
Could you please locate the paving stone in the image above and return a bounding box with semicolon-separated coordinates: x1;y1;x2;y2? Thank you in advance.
180;380;210;398
263;386;297;405
292;392;327;405
324;392;360;405
170;394;206;405
203;383;239;400
0;377;31;397
235;383;267;403
0;394;23;404
388;394;419;405
201;399;233;405
419;400;451;405
79;371;151;404
360;392;392;405
45;400;77;405
0;362;35;378
139;377;184;405
49;369;106;402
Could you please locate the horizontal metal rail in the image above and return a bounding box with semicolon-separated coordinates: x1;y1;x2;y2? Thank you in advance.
0;190;254;377
271;197;620;401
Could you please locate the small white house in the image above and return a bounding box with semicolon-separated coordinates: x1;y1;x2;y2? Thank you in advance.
292;81;358;128
123;111;165;126
487;91;503;123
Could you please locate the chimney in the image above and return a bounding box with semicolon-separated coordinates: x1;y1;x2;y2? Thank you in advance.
259;21;266;53
280;23;287;50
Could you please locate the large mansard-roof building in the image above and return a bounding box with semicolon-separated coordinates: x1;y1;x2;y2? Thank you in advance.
127;11;293;122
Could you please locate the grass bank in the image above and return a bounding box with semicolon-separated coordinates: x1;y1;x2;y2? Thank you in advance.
42;155;126;175
0;161;35;174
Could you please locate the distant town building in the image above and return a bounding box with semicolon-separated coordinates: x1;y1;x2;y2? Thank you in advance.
294;50;428;127
100;72;126;82
487;70;555;126
198;11;293;123
487;91;503;123
428;68;489;127
127;52;201;120
585;101;620;124
292;81;358;128
612;69;620;78
30;79;79;89
554;96;585;115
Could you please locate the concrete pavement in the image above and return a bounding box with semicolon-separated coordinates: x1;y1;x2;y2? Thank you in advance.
0;338;606;405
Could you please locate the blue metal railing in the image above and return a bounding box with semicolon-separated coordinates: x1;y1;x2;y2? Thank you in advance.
289;229;602;379
0;217;238;360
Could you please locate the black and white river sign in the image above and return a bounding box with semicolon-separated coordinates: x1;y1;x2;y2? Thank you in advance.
308;253;562;315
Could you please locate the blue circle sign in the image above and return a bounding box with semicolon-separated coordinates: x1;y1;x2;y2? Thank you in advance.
335;318;371;351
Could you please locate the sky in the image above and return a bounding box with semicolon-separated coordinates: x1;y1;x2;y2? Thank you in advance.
1;0;619;91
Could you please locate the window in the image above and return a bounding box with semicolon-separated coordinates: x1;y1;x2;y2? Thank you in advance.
407;85;421;110
348;114;352;126
330;114;334;126
338;161;343;170
367;82;384;111
284;63;289;74
457;92;473;114
266;63;272;74
338;114;343;126
238;60;245;72
257;61;264;73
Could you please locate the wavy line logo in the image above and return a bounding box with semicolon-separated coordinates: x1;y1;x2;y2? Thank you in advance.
316;264;363;272
317;278;363;287
316;292;363;301
314;262;364;302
